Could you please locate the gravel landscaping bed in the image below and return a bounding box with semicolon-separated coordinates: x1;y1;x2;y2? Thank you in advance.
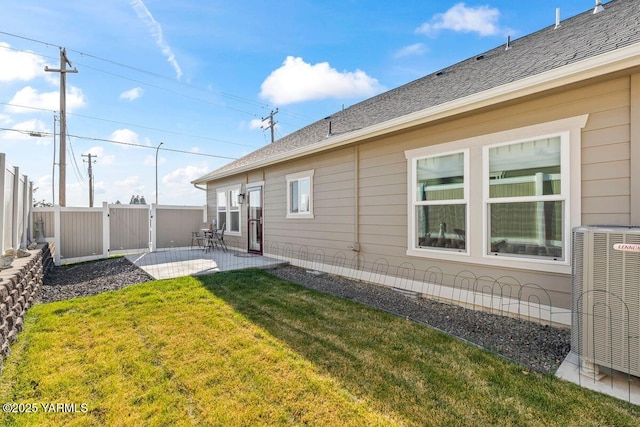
268;265;571;375
39;258;570;375
40;257;153;303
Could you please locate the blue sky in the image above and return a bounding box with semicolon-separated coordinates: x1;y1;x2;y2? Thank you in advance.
0;0;602;206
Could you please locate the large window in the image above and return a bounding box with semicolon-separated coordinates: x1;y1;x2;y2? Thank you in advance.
286;170;314;219
405;115;587;273
217;186;240;233
485;137;564;260
414;151;468;252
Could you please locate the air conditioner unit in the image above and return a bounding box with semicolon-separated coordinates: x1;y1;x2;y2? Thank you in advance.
572;225;640;377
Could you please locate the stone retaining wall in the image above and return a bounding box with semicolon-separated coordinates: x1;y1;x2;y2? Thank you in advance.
0;244;53;372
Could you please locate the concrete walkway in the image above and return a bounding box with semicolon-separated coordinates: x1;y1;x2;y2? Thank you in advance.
126;248;286;280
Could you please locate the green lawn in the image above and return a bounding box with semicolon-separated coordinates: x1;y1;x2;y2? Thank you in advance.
1;269;639;426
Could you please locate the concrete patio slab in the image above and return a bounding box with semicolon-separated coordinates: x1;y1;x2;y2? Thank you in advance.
126;248;286;280
556;351;640;406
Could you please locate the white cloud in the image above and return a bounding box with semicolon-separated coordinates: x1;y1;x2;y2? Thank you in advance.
249;118;264;130
109;129;151;148
0;119;51;145
163;165;209;187
395;43;428;58
6;86;86;113
116;176;140;187
260;56;384;105
86;146;104;157
111;128;139;145
143;154;166;166
101;155;116;166
0;42;48;82
93;181;108;195
86;146;115;166
130;0;183;80
416;3;501;37
120;87;144;101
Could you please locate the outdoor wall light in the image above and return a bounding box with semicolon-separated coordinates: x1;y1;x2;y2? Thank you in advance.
237;193;245;204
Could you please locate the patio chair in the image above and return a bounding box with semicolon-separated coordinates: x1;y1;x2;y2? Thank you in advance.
204;228;215;252
215;225;228;253
190;231;205;249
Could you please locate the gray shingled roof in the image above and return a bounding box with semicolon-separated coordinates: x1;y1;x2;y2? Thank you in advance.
195;0;640;183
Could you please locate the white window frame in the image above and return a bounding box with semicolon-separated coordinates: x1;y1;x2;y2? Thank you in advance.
408;149;470;256
286;170;314;219
216;184;241;236
483;133;568;263
405;115;587;274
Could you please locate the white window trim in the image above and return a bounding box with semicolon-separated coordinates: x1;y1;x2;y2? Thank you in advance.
482;132;569;265
405;115;588;274
286;170;314;219
409;149;470;256
216;184;242;236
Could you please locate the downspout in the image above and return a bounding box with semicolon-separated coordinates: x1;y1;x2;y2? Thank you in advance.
352;145;360;269
193;183;207;223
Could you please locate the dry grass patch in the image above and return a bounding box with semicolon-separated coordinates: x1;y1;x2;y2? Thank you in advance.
0;269;639;426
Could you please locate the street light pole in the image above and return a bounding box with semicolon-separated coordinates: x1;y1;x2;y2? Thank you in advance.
155;142;163;205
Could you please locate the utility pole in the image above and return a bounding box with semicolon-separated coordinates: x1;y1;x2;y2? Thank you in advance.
45;48;78;207
52;114;58;205
82;154;96;207
261;108;278;143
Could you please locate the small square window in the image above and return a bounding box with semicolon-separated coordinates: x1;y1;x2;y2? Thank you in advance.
286;170;314;219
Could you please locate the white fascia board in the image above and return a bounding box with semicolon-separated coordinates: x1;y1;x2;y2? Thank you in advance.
198;43;640;183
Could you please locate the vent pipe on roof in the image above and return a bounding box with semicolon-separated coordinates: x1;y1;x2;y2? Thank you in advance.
505;35;511;51
555;8;561;29
325;116;333;137
593;0;604;14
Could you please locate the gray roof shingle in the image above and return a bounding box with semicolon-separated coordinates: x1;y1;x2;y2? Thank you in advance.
195;0;640;183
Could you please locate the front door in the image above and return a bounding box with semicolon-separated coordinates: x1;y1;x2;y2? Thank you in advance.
247;186;263;254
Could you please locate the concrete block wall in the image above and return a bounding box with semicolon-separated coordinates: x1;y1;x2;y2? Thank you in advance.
0;244;53;371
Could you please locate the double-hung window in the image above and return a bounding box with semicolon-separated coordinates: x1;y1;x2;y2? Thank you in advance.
485;136;566;260
406;115;586;273
286;170;314;219
216;186;240;233
412;150;468;253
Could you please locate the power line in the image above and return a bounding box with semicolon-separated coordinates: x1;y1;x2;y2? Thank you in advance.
0;31;313;123
261;108;278;144
0;31;276;113
0;127;238;160
69;134;238;160
0;102;259;149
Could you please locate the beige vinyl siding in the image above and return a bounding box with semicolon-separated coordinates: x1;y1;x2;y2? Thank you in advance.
578;78;630;224
264;147;355;253
582;178;629;197
205;74;636;311
207;176;245;248
353;76;632;309
631;74;640;224
358;145;407;267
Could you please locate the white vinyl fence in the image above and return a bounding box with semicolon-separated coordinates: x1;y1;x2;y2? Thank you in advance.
33;203;207;265
0;153;34;254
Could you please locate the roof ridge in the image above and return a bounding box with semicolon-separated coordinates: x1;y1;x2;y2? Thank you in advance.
194;0;638;183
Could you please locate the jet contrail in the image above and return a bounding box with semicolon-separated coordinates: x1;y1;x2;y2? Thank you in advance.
130;0;183;80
